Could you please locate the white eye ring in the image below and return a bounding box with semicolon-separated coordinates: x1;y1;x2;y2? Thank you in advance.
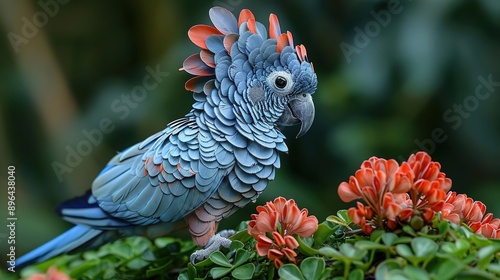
267;71;293;94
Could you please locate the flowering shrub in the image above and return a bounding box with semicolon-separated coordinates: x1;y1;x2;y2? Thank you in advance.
6;151;500;280
337;151;500;239
247;197;318;268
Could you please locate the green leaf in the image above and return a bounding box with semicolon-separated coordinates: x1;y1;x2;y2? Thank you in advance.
300;257;325;280
455;239;470;252
231;263;255;280
381;232;398;246
145;259;173;278
402;225;417;236
470;234;493;248
427;258;464;279
210;267;233;279
441;242;456;254
326;210;352;229
109;241;132;259
370;230;385;242
298;235;320;255
437;220;450;234
412;237;438;258
318;247;342;258
194;256;214;268
375;259;404;280
278;264;306;280
230;230;253;244
180;240;197;254
313;223;336;247
126;257;149;270
456;268;498;280
188;263;197;279
68;259;101;278
230;240;245;251
477;244;500;269
177;270;190;280
354;240;387;250
154;236;179;248
402;266;429;280
395;244;415;258
340;243;366;260
394;236;413;245
337;209;352;223
128;236;152;255
209;251;232;268
326;216;351;230
441;240;470;256
487;263;500;274
348;268;364;280
233;249;251;267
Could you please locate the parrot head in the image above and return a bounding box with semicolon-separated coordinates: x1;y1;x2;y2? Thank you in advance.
182;7;317;138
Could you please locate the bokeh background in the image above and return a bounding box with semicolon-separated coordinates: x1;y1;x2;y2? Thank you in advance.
1;0;500;264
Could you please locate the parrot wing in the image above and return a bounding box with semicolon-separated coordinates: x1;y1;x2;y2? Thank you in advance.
58;117;234;228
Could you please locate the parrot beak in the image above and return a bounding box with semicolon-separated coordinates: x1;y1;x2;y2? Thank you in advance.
277;93;315;138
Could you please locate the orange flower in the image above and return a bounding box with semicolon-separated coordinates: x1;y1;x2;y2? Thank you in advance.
338;151;457;233
463;196;486;223
338;157;411;204
248;197;318;268
24;266;71;280
443;192;500;239
469;213;500;239
338;156;412;230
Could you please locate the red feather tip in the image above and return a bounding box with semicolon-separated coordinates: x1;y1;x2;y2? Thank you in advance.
200;49;215;68
247;18;257;34
223;34;238;54
238;9;255;27
276;33;289;53
183;53;214;76
269;13;281;39
188;25;222;49
286;31;294;48
295;44;308;63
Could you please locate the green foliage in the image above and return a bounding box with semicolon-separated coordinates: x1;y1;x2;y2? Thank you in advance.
19;236;196;280
11;211;500;279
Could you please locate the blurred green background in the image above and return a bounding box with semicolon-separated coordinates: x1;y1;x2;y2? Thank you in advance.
1;0;500;264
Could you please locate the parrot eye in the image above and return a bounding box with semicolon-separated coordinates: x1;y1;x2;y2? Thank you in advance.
275;76;287;89
267;71;293;94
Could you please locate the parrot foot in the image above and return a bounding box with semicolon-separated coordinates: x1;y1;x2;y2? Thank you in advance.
190;229;235;264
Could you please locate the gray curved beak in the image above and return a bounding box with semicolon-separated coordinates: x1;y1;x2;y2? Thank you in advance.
277;93;315;138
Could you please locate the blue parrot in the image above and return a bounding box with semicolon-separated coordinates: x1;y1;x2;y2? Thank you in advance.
16;6;317;267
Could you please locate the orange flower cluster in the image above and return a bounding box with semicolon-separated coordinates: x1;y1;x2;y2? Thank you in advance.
24;266;71;280
248;197;318;268
444;192;500;238
338;155;412;233
338;151;500;239
338;152;453;234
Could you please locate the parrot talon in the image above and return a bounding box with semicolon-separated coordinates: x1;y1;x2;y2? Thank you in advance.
190;230;236;264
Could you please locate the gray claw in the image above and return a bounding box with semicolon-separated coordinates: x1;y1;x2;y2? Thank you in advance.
190;230;236;264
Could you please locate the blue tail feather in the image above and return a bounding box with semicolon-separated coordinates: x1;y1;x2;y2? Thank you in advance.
15;225;102;268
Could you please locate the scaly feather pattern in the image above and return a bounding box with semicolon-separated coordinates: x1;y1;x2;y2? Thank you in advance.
17;6;317;267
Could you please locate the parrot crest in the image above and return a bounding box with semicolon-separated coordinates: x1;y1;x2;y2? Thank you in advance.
182;7;318;145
